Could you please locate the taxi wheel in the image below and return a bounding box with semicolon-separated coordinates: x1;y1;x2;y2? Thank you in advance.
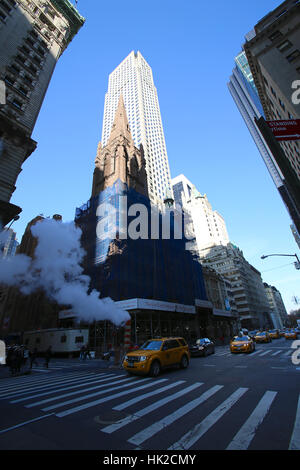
180;354;189;369
149;360;161;377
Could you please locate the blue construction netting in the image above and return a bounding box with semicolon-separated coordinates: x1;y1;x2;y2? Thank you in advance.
75;180;208;305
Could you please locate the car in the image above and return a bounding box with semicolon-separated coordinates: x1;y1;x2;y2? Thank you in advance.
269;329;280;339
254;331;272;343
248;330;258;340
230;335;255;354
284;330;298;340
189;338;215;357
279;330;286;337
122;337;190;377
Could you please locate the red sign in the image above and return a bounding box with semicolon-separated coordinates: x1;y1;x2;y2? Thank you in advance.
266;119;300;141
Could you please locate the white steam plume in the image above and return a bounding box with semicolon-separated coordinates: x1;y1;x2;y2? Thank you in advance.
0;218;130;325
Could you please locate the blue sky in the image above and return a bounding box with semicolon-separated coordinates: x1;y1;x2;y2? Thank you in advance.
10;0;299;313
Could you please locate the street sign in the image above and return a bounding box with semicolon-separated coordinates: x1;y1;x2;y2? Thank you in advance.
266;119;300;141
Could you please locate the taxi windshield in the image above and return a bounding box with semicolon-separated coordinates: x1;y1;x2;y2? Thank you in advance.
233;336;249;341
140;340;163;350
256;332;266;336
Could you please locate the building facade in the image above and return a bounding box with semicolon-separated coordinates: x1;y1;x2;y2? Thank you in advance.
172;174;230;250
0;227;18;257
243;0;300;183
264;282;289;328
0;0;84;227
200;244;272;330
228;50;300;236
101;51;172;206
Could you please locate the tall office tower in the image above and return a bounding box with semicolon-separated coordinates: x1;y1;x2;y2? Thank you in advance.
0;0;84;228
172;174;230;250
228;51;300;235
243;0;300;183
101;51;172;206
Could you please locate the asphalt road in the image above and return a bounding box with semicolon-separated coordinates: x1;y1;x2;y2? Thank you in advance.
0;337;299;452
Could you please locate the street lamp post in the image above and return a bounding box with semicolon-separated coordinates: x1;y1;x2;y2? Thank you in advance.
261;253;300;270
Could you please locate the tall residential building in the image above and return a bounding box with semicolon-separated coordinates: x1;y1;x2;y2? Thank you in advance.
264;283;288;328
171;175;273;329
0;0;84;228
228;51;300;235
172;174;230;250
100;51;172;206
243;0;300;182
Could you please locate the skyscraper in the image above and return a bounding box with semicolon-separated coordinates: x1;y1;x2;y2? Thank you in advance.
0;0;84;228
243;0;300;182
101;51;172;206
228;51;300;235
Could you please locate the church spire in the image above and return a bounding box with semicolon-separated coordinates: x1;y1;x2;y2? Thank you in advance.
91;94;148;198
107;94;134;147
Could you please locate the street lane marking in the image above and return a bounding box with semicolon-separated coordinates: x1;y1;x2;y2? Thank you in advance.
55;378;165;418
169;387;249;450
11;374;124;404
102;382;202;434
0;413;54;435
26;377;163;409
127;385;223;447
226;391;277;450
114;380;186;411
289;394;300;450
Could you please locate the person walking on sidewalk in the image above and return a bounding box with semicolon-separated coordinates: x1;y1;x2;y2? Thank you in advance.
44;346;52;369
30;347;39;369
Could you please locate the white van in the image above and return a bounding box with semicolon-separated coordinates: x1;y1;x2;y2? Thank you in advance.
23;328;89;356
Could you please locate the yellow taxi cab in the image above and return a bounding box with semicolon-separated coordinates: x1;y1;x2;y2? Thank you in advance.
123;337;190;377
269;329;280;339
284;330;298;340
254;331;272;343
230;335;255;354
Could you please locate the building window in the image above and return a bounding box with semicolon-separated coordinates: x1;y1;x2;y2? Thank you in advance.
269;31;283;42
11;98;22;109
286;50;300;63
277;40;292;53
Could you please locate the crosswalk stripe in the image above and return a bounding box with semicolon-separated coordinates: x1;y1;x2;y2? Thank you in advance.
271;350;283;356
258;350;272;357
169;387;249;450
114;380;187;411
244;350;262;357
55;378;167;418
26;376;153;408
289;394;300;450
103;382;202;434
11;374;124;404
226;391;277;450
127;385;223;447
0;372;100;399
283;350;292;357
0;370;93;393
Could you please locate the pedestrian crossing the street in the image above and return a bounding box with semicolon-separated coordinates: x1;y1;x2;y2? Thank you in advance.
0;370;299;450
